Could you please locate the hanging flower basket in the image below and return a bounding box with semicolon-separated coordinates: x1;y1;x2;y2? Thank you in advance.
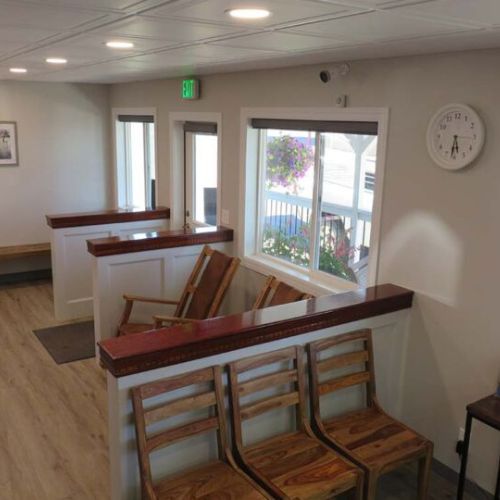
266;135;314;193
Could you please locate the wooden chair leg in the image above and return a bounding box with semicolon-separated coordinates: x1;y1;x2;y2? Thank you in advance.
417;447;433;500
365;473;378;500
354;474;364;500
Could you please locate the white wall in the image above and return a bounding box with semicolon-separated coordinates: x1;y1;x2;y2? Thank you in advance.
0;81;111;273
110;47;500;494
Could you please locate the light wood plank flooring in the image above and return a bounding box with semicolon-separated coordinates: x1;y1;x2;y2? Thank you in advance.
0;280;109;500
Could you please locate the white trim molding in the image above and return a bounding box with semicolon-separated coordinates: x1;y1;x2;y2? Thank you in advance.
238;106;390;293
168;111;222;229
111;107;158;209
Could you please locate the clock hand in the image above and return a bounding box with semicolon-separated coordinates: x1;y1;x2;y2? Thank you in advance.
451;135;459;158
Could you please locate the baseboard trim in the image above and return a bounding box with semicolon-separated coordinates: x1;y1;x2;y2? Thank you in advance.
0;269;52;285
433;458;494;499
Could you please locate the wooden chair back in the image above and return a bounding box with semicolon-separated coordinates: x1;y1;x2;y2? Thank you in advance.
252;276;312;310
307;329;376;419
227;346;307;449
131;366;228;497
175;245;240;320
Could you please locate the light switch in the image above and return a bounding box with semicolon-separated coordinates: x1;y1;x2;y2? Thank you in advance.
221;209;229;225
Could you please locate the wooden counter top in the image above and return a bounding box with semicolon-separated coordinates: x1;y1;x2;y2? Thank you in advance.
87;226;234;257
46;206;170;229
98;283;413;377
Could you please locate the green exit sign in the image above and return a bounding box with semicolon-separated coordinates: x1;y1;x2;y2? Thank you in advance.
182;78;200;100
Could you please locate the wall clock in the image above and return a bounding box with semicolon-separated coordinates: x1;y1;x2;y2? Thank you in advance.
426;103;485;170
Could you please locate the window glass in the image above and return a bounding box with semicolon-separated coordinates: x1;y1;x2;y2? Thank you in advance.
193;134;218;225
257;126;378;287
261;129;315;269
129;122;146;209
318;133;377;285
115;118;155;209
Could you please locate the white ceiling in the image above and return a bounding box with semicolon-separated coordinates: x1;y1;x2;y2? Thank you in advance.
1;0;500;84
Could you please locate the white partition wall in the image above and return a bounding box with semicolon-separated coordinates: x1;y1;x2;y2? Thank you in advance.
50;218;169;321
92;241;232;354
105;308;410;500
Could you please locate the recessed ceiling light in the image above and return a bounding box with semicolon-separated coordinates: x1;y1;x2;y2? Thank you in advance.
106;40;135;49
10;67;27;74
46;57;67;64
226;8;271;19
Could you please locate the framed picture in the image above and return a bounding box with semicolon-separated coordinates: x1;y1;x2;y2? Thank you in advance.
0;121;19;166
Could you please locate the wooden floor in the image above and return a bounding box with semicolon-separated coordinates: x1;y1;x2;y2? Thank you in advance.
0;280;109;500
367;462;490;500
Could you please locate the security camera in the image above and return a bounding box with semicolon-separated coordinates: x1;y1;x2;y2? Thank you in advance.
319;70;331;83
319;62;350;83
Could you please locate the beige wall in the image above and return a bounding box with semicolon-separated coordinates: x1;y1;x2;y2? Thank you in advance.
108;48;499;493
0;81;111;273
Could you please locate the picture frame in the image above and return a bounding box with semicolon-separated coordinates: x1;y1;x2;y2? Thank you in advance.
0;121;19;166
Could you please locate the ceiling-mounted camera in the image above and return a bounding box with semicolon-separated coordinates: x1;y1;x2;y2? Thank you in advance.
319;62;350;83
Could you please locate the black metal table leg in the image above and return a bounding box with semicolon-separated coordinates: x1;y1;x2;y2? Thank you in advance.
457;412;473;500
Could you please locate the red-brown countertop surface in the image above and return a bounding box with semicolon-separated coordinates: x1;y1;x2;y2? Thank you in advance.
46;206;170;229
86;225;233;257
99;283;413;377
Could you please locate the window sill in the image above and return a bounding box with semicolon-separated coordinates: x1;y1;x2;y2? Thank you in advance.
243;254;360;297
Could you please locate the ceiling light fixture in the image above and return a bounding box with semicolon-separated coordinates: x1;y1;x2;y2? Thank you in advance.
226;8;271;19
46;57;67;64
106;40;135;49
10;67;27;74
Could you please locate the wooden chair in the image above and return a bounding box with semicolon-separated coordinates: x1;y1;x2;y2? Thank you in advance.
118;245;240;336
252;275;313;310
131;366;271;500
227;346;363;499
307;329;433;500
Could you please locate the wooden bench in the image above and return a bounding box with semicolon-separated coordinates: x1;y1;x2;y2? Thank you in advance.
0;243;51;261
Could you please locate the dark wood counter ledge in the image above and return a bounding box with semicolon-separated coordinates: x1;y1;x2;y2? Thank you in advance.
46;206;170;229
87;226;234;257
99;283;414;377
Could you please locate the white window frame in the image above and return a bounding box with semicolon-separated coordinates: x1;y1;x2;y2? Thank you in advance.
168;112;222;228
238;107;389;296
112;107;158;209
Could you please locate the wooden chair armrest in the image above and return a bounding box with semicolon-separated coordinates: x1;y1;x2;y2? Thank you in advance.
123;294;179;306
153;315;200;328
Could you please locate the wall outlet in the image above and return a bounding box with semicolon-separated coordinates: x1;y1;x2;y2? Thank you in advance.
458;427;465;441
221;209;229;225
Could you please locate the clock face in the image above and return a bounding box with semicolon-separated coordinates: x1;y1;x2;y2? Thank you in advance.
426;104;484;170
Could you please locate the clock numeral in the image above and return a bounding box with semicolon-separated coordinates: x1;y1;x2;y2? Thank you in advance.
440;124;447;130
455;113;461;119
470;122;475;129
469;145;473;151
465;116;468;122
446;115;452;122
462;152;466;158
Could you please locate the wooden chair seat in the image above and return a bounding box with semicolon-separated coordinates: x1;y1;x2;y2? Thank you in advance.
307;329;433;500
322;406;429;472
153;460;267;500
244;430;360;499
228;346;363;500
132;366;271;500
